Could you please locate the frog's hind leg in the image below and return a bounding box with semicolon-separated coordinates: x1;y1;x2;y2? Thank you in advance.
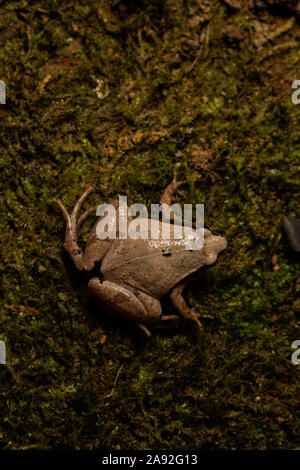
88;278;162;337
169;282;203;329
54;186;93;270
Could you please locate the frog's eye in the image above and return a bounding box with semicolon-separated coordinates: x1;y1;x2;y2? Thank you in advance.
162;248;172;256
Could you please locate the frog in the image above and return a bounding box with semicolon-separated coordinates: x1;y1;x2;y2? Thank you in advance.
54;175;228;336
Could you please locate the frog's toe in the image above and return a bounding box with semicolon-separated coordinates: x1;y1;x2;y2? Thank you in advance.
138;323;152;337
71;186;93;220
191;309;214;320
77;205;98;232
190;312;203;329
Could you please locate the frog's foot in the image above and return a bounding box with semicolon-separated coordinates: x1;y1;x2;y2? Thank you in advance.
54;186;93;270
169;283;203;329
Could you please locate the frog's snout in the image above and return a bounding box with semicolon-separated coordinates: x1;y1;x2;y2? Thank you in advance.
214;235;228;254
203;232;228;266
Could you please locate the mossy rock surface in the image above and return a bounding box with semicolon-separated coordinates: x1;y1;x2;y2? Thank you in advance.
0;0;299;449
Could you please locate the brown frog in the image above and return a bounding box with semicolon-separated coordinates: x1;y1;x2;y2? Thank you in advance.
54;175;227;336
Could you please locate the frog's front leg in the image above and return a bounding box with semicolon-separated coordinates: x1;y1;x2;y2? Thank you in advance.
160;171;186;206
160;171;186;223
88;278;162;337
169;282;203;329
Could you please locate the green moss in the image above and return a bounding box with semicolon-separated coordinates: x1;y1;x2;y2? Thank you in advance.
0;0;299;450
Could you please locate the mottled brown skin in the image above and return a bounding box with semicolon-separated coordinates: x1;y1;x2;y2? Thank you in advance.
54;176;227;336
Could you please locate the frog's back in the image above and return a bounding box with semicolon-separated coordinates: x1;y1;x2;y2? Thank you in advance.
101;221;227;298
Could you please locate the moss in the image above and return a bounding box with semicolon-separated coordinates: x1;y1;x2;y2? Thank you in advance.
0;0;299;450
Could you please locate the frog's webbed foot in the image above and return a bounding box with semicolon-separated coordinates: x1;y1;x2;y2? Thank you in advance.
54;186;93;270
169;283;203;329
